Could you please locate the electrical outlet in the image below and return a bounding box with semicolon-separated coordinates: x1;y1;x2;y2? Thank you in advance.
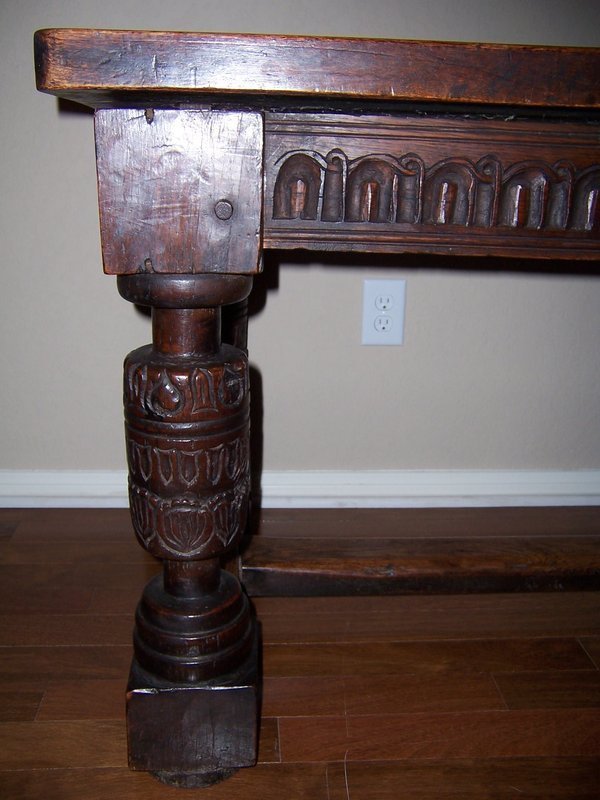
362;279;406;345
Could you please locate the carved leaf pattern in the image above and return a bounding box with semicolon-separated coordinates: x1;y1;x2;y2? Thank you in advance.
124;357;248;418
162;503;211;555
128;478;250;558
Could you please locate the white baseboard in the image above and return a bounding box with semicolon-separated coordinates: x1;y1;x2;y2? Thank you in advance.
1;469;599;508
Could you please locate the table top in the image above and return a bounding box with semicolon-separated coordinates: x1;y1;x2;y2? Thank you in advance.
35;28;600;110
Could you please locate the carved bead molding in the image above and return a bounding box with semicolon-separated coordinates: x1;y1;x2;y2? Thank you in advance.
264;113;600;259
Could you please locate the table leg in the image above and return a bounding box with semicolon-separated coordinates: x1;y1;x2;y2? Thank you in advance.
118;274;258;788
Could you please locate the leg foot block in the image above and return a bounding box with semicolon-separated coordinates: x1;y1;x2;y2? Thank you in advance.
126;637;259;783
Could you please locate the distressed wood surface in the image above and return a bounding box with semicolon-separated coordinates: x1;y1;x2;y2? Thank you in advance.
241;506;600;596
35;29;600;110
242;534;600;595
95;109;263;274
265;113;600;259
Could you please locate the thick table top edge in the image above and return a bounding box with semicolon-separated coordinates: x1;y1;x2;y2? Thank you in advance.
34;28;600;110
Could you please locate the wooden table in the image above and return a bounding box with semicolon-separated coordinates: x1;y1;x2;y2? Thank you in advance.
35;29;599;788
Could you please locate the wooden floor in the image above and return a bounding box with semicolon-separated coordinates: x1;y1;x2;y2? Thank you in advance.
1;507;599;799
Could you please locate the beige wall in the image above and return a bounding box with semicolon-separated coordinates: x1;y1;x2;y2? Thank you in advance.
1;0;599;472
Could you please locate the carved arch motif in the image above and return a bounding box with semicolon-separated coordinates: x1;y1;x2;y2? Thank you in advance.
346;157;399;222
571;166;600;231
271;149;597;234
273;152;324;219
423;157;499;227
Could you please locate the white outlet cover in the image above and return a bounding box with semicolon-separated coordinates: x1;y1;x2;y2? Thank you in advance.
362;279;406;345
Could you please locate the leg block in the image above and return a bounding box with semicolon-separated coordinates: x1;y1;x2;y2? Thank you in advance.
126;630;259;788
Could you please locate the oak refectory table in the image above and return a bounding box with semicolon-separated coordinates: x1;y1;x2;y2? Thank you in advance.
34;29;599;788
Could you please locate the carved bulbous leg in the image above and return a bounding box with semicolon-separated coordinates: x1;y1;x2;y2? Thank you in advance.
118;275;257;788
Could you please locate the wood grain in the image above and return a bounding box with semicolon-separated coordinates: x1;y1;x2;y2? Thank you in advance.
3;508;598;798
325;758;600;799
243;507;600;595
0;764;331;800
0;684;45;722
34;30;600;109
0;646;132;681
581;636;600;668
252;507;600;540
94;109;263;275
243;534;600;595
0;614;132;647
343;672;504;714
0;720;127;770
263;637;595;676
11;508;132;541
255;592;600;641
0;565;95;614
494;669;600;709
36;679;124;720
278;708;600;761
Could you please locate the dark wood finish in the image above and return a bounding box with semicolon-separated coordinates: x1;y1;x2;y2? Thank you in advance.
95;109;263;274
89;89;264;783
241;507;600;595
251;506;600;538
265;113;600;259
1;508;599;799
33;29;600;787
243;535;600;595
34;29;600;109
255;591;600;642
117;277;259;786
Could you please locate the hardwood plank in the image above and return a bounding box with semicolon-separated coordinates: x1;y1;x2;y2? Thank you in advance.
278;709;600;762
89;585;153;614
0;614;132;647
580;637;600;668
0;646;132;681
1;507;598;797
0;764;330;799
12;509;132;542
0;509;27;527
341;638;594;676
494;670;600;709
257;718;281;765
325;757;600;799
1;539;148;565
37;679;124;720
262;676;346;717
242;535;600;595
263;637;595;677
342;673;504;714
0;684;44;722
253;507;600;540
0;509;21;541
0;720;127;769
256;593;600;642
263;643;345;676
0;565;95;614
74;561;159;589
